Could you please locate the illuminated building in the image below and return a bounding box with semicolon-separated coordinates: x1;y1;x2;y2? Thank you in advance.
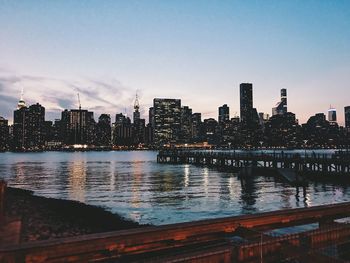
272;89;287;116
153;98;181;145
218;104;230;125
328;106;337;123
0;117;9;151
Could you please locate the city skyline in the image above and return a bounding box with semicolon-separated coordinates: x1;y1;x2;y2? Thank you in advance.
1;1;350;124
0;85;348;126
0;82;348;152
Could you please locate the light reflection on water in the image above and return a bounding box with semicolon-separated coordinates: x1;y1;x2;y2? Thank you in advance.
0;151;349;225
68;161;86;203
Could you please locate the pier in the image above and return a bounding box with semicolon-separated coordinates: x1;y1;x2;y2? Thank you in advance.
157;150;350;183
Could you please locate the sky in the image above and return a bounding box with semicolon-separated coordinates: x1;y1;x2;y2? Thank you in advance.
0;0;349;125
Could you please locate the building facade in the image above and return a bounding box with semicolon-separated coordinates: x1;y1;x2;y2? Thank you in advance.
180;106;193;143
96;114;111;146
218;104;230;125
272;89;287;116
132;95;145;145
113;113;133;146
345;106;350;129
28;103;45;148
0;117;9;151
153;98;181;145
191;113;202;143
61;109;96;145
13;91;46;150
328;107;337;123
240;83;253;124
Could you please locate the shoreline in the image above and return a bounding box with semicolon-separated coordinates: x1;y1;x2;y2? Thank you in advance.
0;147;346;153
3;187;142;242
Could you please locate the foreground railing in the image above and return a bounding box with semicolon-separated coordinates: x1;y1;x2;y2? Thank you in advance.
2;201;350;262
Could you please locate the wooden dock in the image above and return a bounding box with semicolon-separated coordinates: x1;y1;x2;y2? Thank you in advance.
276;168;307;185
157;150;350;180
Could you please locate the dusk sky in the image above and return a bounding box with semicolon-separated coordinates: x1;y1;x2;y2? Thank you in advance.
0;0;349;125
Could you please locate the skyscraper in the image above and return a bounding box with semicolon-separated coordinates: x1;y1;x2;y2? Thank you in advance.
61;109;96;145
133;93;140;124
272;89;287;116
191;113;202;142
28;103;45;148
218;104;230;124
13;90;46;149
148;107;154;127
132;93;145;145
265;112;298;147
0;117;9;151
13;90;30;149
13;106;29;149
180;106;192;142
345;106;350;129
13;98;46;150
153;98;181;145
113;113;133;146
328;106;337;123
258;112;269;127
203;118;219;144
96;114;111;146
240;83;253;123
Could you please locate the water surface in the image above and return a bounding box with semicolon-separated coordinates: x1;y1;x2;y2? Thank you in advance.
0;151;349;225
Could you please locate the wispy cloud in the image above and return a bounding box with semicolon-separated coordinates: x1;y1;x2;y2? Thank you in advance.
0;69;140;123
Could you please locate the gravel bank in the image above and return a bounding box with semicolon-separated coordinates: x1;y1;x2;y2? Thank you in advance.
4;187;142;242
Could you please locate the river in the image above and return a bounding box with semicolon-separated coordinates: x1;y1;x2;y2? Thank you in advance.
0;150;349;225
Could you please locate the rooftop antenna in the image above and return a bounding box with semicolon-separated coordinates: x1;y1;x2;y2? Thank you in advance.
20;87;24;101
124;107;128;117
77;93;81;110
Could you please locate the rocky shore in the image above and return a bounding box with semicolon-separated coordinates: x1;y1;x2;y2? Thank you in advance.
4;187;142;242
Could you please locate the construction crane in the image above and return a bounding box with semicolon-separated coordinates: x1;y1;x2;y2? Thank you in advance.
77;93;81;110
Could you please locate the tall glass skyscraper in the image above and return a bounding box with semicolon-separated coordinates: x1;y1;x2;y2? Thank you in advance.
240;83;253;123
153;98;181;145
272;89;287;116
327;107;337;123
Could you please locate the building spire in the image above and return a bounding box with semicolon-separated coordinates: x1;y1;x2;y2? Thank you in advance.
134;91;140;111
17;87;26;109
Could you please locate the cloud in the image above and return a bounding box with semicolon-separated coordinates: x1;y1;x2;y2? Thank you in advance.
0;76;22;84
0;68;142;123
42;96;76;110
0;94;18;120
